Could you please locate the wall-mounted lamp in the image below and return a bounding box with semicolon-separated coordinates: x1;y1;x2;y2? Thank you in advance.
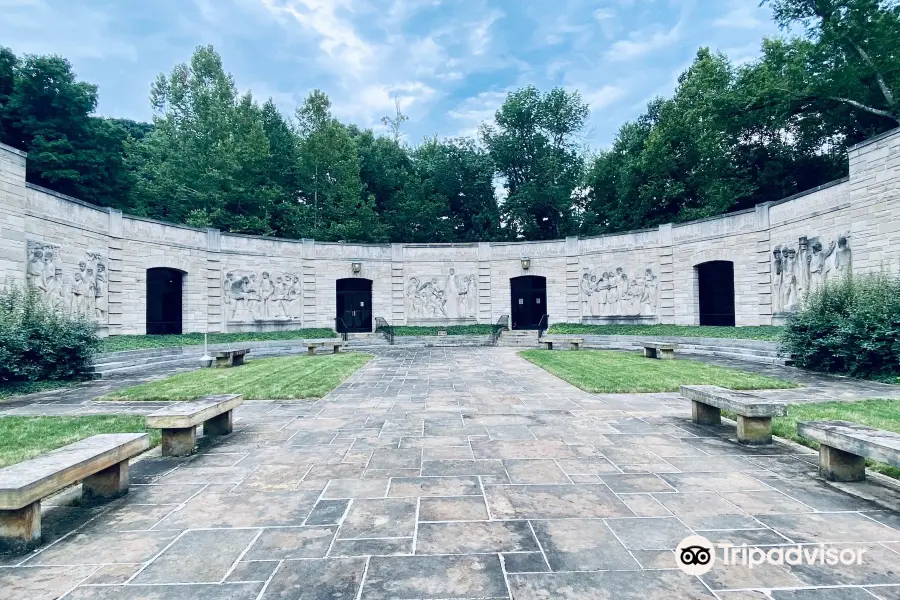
521;257;531;271
351;261;362;274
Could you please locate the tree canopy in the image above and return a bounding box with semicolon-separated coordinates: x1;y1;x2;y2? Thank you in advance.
1;0;898;242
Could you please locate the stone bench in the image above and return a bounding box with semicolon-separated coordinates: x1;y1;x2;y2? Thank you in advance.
642;341;677;360
0;433;149;553
305;339;347;355
145;394;244;457
539;337;583;351
798;420;900;482
680;385;788;445
215;348;249;367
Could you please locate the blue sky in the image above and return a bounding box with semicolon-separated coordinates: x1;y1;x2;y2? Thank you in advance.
0;0;778;148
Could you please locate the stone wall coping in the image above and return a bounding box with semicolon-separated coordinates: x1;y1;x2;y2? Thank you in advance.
0;142;27;157
768;177;849;208
848;126;900;152
26;183;112;214
126;213;208;233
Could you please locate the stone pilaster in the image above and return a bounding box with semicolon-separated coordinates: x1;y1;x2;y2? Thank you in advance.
0;143;27;285
206;228;223;333
477;242;493;324
657;224;675;323
391;244;405;325
302;239;317;327
755;202;773;325
565;236;580;323
106;209;124;335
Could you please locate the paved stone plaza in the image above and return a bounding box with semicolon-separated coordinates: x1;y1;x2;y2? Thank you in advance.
3;347;900;599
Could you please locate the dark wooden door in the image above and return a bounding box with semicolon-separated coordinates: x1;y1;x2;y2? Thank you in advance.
510;276;548;330
336;278;373;333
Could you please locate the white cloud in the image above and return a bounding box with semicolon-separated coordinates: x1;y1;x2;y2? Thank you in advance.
714;1;766;30
258;0;377;76
447;89;510;139
469;9;503;56
605;22;682;62
581;86;626;111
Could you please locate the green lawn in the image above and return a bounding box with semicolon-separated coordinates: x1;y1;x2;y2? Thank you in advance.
391;325;495;336
0;415;159;468
101;353;372;401
546;323;783;341
520;349;797;393
99;328;337;353
770;400;900;479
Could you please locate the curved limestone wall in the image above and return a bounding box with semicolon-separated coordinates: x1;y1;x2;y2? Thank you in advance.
1;128;898;336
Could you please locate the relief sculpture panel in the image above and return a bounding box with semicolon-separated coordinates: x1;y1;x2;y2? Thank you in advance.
772;233;851;314
223;270;302;322
26;240;108;325
406;268;477;321
580;265;658;319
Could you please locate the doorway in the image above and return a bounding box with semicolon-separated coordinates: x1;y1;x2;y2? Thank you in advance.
146;268;184;335
697;261;736;326
510;276;547;330
336;278;373;333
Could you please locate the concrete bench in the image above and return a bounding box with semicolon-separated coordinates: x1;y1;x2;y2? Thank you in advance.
215;348;249;368
798;420;900;482
539;337;583;351
0;433;149;552
146;394;243;457
680;385;788;445
642;341;677;360
305;339;347;355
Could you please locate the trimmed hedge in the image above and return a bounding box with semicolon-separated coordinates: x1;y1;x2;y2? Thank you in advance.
547;323;783;341
98;328;337;353
780;273;900;381
0;284;100;383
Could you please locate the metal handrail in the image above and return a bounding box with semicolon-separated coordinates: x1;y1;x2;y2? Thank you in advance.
537;313;549;339
491;315;509;345
335;317;349;341
375;316;394;345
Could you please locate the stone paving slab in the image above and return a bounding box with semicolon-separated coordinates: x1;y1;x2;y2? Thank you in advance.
3;347;900;599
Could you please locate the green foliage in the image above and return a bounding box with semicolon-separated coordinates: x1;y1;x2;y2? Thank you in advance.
4;0;900;245
392;325;495;337
482;86;588;240
0;284;100;383
780;272;900;379
547;323;784;341
101;353;372;401
770;399;900;479
520;349;796;393
0;415;160;468
98;328;337;353
0;47;147;209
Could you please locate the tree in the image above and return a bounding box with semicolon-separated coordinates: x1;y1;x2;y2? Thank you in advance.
482;86;588;240
0;48;142;209
414;137;500;242
296;90;387;242
129;45;274;234
761;0;900;126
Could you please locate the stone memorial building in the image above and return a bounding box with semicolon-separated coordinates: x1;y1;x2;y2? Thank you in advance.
1;129;898;336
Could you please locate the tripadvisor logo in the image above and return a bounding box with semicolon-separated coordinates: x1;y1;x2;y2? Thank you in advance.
676;535;868;575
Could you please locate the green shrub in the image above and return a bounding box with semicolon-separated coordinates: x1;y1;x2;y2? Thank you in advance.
0;284;100;383
780;272;900;380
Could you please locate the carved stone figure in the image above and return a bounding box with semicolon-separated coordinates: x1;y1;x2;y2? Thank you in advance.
581;266;658;317
773;233;851;313
406;270;477;320
224;270;299;321
772;246;783;314
25;240;107;326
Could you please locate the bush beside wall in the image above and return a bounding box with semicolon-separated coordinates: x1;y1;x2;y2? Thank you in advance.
0;284;100;383
780;273;900;381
